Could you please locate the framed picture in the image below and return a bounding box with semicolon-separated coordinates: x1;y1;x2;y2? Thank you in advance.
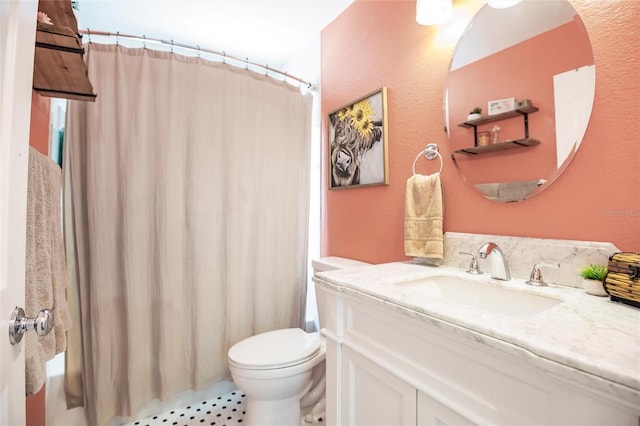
328;87;389;189
487;97;515;116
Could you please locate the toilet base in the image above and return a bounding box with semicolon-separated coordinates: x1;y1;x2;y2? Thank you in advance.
244;395;301;426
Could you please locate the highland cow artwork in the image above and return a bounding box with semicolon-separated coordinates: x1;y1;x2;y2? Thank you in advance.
328;88;388;189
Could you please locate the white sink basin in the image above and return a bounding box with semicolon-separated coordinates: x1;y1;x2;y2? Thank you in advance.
394;275;561;317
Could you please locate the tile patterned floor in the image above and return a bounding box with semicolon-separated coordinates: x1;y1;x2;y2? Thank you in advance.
125;391;246;426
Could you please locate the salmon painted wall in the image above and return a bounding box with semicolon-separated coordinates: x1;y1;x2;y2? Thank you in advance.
321;0;640;264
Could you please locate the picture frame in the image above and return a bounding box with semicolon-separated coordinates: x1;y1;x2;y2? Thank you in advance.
328;87;389;190
487;97;515;116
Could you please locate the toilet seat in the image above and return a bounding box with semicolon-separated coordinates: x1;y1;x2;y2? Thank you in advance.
228;328;321;370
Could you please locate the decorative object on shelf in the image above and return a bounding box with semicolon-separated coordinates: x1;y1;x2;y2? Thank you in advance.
491;125;501;144
467;107;482;122
37;11;53;25
488;97;515;116
477;131;491;146
603;252;640;308
515;98;532;109
579;264;608;296
328;87;388;189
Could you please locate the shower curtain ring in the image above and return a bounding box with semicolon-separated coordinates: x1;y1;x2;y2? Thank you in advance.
171;40;174;53
283;72;287;82
116;31;119;45
265;65;269;76
87;28;91;43
143;34;146;49
222;51;226;64
245;58;249;70
197;45;200;58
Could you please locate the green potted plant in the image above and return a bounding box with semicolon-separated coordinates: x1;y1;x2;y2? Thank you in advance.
467;107;482;121
579;264;608;296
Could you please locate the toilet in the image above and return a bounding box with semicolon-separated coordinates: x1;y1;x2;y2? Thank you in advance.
227;256;371;426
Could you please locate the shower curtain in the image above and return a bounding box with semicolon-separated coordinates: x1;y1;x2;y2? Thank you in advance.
64;43;312;425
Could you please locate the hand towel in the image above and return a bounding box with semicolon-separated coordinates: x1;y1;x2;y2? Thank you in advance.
404;172;443;263
25;147;72;396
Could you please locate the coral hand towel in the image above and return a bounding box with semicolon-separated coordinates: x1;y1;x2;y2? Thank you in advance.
404;173;443;262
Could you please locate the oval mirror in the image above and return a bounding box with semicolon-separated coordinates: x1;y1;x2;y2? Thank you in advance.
444;0;595;202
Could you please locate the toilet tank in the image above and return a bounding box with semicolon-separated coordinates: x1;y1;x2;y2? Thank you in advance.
312;256;371;274
312;257;371;332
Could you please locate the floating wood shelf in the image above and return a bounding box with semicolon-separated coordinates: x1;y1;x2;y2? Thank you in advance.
457;104;539;149
453;138;540;156
32;0;96;102
458;106;539;128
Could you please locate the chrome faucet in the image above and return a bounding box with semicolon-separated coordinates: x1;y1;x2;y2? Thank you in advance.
477;242;510;280
459;251;482;275
525;261;560;286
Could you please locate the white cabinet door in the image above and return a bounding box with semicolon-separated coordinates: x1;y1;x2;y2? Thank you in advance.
417;390;474;426
341;346;416;426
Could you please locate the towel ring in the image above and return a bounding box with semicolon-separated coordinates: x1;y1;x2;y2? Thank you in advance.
412;143;443;175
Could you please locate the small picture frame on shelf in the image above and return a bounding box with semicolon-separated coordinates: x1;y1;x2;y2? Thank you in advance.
488;98;515;116
328;87;389;190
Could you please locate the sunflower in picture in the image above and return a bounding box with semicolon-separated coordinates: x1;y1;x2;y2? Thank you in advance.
350;99;376;138
337;106;353;122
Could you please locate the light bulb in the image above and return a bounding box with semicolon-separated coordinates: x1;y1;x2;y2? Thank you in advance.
416;0;453;26
487;0;522;9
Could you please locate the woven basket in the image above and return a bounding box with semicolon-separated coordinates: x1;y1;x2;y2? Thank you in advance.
604;252;640;308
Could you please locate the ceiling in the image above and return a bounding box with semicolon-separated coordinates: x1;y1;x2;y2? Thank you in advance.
74;0;354;75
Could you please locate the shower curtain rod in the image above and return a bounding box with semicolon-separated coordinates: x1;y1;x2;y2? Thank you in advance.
78;29;317;89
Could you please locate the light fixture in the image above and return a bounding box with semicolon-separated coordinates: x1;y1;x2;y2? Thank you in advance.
416;0;453;26
487;0;522;9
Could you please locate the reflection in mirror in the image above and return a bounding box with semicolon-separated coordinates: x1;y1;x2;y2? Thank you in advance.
444;0;595;202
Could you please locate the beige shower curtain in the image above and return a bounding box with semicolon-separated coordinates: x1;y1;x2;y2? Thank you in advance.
64;43;312;425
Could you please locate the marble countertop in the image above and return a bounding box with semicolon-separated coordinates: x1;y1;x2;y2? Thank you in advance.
314;262;640;394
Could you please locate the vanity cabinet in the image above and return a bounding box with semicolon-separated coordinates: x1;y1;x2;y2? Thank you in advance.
340;345;475;426
316;283;640;426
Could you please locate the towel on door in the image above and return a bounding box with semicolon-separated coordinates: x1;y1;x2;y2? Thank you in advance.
404;173;444;263
24;147;72;395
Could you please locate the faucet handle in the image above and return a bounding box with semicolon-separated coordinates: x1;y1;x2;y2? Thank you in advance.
459;251;482;275
526;261;560;286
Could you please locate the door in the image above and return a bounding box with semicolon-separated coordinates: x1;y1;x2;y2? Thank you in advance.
1;0;38;424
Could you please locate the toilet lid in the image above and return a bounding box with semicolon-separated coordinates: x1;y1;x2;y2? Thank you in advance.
228;328;320;369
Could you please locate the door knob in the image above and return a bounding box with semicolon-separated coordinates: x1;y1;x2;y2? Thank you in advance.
8;306;53;345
